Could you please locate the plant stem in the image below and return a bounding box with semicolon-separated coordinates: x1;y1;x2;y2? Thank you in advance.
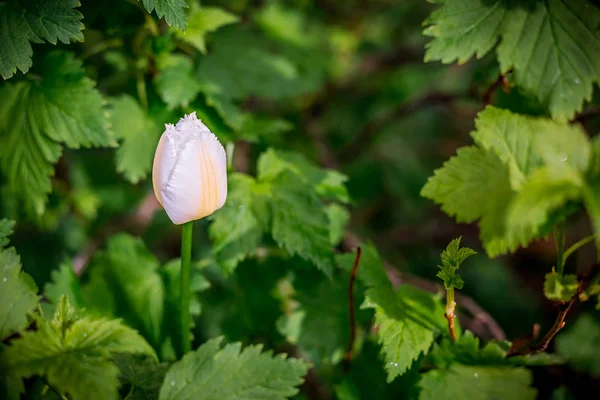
445;287;457;341
343;247;362;373
532;298;576;352
563;234;595;266
555;223;566;275
180;221;193;356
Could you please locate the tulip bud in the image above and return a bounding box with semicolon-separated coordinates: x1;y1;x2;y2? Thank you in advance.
152;112;227;225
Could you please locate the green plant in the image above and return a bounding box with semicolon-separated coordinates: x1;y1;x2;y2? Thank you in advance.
1;0;600;399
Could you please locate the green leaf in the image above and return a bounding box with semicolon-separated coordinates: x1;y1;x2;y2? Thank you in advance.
419;364;537;400
141;0;187;30
544;271;578;302
84;234;165;348
114;355;169;400
258;148;350;203
424;0;600;121
0;221;39;340
1;296;156;400
556;313;600;375
423;107;592;257
110;95;162;183
372;294;436;382
0;51;115;216
423;0;505;64
326;203;350;246
584;176;600;254
269;172;335;277
196;26;321;101
506;168;582;247
43;261;84;315
421;146;515;257
174;5;239;54
155;54;202;109
440;237;476;268
209;174;264;274
0;0;84;79
429;331;565;368
158;337;309;400
237;115;293;143
471;107;541;190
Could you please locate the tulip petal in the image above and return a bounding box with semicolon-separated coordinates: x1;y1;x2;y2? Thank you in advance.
152;112;227;225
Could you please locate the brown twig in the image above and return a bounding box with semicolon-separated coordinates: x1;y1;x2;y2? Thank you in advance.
482;71;511;105
445;301;457;342
509;263;600;356
343;246;362;372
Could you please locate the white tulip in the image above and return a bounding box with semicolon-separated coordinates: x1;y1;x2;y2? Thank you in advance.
152;112;227;225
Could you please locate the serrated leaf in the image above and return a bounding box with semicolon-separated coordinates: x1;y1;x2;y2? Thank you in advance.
0;51;114;216
440;237;476;268
424;0;600;121
372;295;436;382
155;54;202;109
43;261;84;315
258;148;350;203
0;222;39;340
84;234;164;348
159;337;309;400
326;203;350;245
196;26;321;101
209;174;264;274
422;146;516;257
115;354;169;400
269;172;335;276
141;0;187;30
0;0;84;79
110;95;161;183
419;365;537;400
556;314;600;375
1;296;156;400
544;272;578;302
471;107;541;189
174;5;239;53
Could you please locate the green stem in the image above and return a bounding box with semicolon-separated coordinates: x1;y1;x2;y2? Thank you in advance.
445;287;457;341
563;234;595;266
180;222;193;356
555;224;566;275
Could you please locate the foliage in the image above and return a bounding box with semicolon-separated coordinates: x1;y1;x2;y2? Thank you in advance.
1;0;599;398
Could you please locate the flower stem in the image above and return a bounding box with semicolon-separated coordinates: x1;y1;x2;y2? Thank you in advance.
445;286;457;341
563;234;595;266
180;221;193;356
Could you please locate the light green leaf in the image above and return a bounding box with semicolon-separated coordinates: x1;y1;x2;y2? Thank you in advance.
0;0;84;79
110;95;162;183
421;146;516;257
237;115;293;143
43;261;84;315
507;168;582;248
255;3;318;48
583;176;600;255
141;0;187;30
440;237;476;269
159;337;309;400
0;221;39;340
373;296;435;382
544;271;578;302
471;107;541;190
155;54;202;109
1;296;156;400
556;314;600;375
84;234;165;348
326;203;350;245
269;172;335;277
209;174;264;274
0;51;115;216
424;0;600;121
175;6;239;53
419;365;537;400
